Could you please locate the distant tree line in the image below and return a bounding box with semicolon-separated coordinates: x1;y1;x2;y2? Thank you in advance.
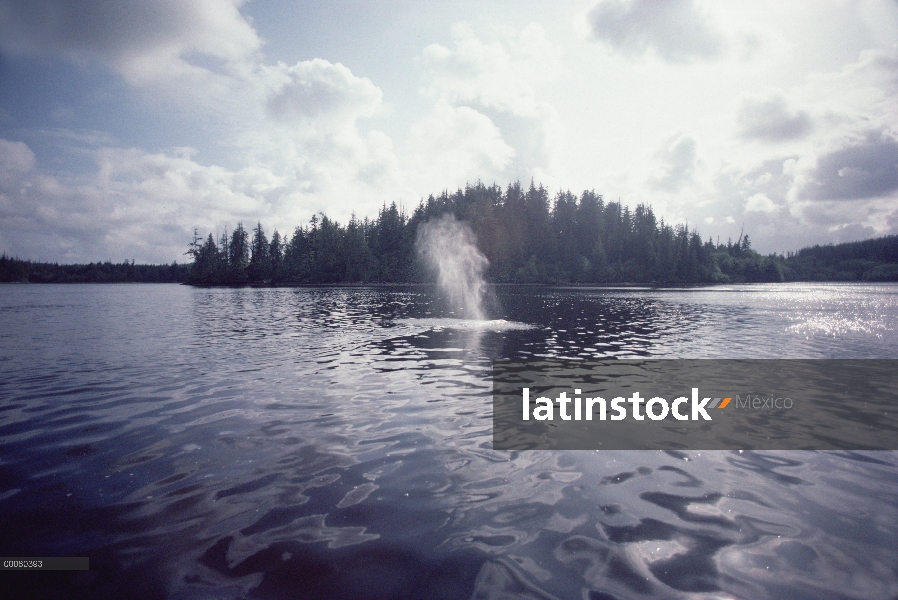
185;180;898;286
781;235;898;281
0;256;189;283
186;180;791;286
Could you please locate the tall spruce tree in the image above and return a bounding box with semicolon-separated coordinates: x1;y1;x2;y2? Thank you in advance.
269;230;283;283
229;223;249;283
248;222;270;282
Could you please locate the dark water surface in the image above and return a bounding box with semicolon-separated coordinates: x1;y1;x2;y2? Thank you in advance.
1;283;897;599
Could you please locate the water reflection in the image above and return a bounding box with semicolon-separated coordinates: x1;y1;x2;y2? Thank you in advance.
0;283;896;598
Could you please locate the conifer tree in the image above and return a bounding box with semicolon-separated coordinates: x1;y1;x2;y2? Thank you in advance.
248;221;270;282
269;230;283;283
229;223;249;283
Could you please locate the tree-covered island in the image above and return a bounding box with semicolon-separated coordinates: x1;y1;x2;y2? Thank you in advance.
184;181;898;286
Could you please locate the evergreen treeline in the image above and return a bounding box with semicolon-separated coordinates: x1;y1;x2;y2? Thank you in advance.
186;180;790;286
781;235;898;281
0;255;189;283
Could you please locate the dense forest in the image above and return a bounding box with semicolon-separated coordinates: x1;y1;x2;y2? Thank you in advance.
782;235;898;281
2;180;897;285
0;256;189;283
184;180;898;286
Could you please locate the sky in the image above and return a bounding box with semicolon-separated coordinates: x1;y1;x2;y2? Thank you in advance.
1;0;897;263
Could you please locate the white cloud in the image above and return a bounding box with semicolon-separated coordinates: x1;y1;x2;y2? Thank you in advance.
407;103;515;190
585;0;726;62
234;59;406;221
414;21;563;187
744;193;776;213
419;21;556;115
264;60;382;129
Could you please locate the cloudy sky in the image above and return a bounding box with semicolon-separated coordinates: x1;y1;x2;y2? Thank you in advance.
1;0;897;263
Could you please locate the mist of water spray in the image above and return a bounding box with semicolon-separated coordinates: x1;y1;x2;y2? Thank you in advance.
416;214;489;321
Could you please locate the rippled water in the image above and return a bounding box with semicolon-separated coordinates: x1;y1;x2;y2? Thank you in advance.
1;282;897;599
